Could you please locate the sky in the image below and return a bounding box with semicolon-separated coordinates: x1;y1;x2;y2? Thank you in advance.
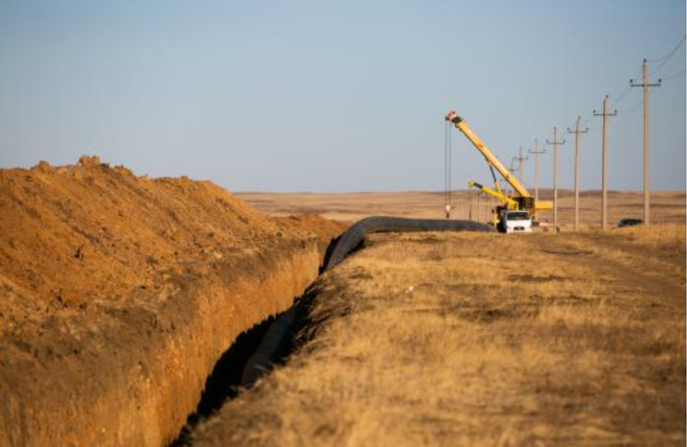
1;0;685;192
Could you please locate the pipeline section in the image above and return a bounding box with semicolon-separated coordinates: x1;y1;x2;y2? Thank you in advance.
238;216;494;388
323;216;494;270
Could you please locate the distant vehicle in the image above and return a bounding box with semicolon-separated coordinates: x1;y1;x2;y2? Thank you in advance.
497;210;533;234
618;218;643;227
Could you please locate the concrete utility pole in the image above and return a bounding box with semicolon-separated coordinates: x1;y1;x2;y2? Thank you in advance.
567;117;588;232
593;96;617;230
509;158;520;197
515;146;529;186
631;59;661;225
528;139;546;203
547;128;566;230
499;179;510;198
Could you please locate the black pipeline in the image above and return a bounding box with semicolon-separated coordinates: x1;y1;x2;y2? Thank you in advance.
239;216;494;387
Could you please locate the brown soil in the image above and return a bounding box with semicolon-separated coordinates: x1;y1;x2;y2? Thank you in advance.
273;214;349;256
0;157;342;447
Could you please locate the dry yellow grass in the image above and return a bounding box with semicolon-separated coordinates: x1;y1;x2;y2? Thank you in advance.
193;225;685;446
237;190;686;227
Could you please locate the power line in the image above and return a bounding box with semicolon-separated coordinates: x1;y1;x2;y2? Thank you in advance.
609;65;644;108
572;37;681;143
618;85;657;113
582;36;683;125
616;98;644;114
661;69;686;81
574;65;639;129
582;67;639;125
650;35;686;76
647;35;686;63
531;35;684;197
582;67;634;125
609;85;633;108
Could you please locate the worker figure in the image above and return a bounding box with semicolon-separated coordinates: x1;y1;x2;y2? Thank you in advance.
540;220;550;233
445;204;452;219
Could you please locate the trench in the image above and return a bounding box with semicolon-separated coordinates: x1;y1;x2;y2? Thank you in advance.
169;315;274;446
168;217;493;446
168;295;315;446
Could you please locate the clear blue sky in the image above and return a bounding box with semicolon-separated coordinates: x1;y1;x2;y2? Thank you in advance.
1;0;685;192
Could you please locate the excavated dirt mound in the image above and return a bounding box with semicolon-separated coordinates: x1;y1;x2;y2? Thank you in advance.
273;214;348;257
0;157;338;447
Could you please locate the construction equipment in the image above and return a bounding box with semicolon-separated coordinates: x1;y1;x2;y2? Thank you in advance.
467;181;533;232
444;110;552;232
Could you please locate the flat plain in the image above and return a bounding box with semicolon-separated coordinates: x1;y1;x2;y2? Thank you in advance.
236;189;686;227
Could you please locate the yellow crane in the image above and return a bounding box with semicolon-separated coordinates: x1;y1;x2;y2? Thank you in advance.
445;110;552;230
467;180;517;209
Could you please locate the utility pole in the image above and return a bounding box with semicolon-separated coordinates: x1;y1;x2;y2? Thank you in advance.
514;146;529;186
567;117;588;232
509;158;520;197
593;95;617;230
499;180;510;198
528;139;546;203
631;59;661;225
546;127;565;231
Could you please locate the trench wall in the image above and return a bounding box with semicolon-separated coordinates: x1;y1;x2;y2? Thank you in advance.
0;240;319;447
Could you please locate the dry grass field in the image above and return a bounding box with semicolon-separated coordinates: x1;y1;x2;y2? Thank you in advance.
237;190;686;228
192;224;686;446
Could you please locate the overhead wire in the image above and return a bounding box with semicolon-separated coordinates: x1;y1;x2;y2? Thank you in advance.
575;65;641;130
574;35;682;137
616;88;657;114
661;69;686;81
608;65;644;109
579;67;636;127
519;35;684;180
616;98;644;114
649;35;686;76
647;35;686;62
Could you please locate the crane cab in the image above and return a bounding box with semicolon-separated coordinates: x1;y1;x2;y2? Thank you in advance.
498;210;533;234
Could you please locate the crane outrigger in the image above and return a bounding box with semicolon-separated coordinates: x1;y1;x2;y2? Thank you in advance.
445;110;552;232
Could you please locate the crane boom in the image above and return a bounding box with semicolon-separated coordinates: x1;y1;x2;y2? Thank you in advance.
445;110;530;198
468;181;517;208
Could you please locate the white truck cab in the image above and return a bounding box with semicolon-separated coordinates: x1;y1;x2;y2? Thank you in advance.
501;210;532;234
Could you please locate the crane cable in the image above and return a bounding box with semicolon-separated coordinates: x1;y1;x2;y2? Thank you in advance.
448;120;452;213
444;121;448;206
444;120;453;218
